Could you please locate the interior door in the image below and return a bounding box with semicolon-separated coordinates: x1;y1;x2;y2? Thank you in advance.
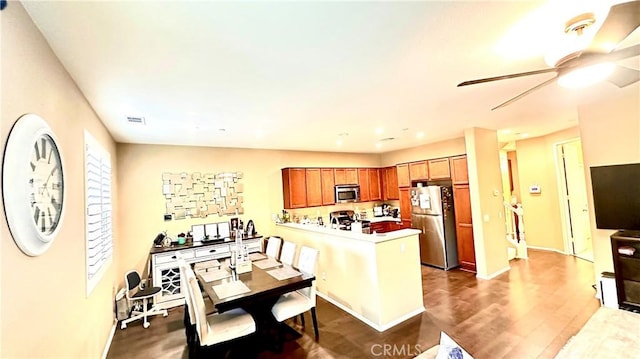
562;140;592;261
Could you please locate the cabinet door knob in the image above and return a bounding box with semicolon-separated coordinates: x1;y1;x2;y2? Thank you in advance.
209;249;216;253
171;255;176;259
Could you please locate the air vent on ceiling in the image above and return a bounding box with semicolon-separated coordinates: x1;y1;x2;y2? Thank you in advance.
126;116;146;125
379;137;395;142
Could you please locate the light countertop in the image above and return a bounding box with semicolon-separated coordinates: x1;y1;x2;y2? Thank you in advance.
367;216;401;223
276;222;419;243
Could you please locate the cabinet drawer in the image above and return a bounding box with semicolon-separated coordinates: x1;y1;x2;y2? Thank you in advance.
195;245;230;258
154;249;194;264
245;240;261;252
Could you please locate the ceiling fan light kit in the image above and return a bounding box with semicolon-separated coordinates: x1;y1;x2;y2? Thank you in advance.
458;0;640;109
558;62;616;88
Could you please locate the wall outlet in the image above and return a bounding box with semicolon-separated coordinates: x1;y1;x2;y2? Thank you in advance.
400;243;406;252
322;271;326;281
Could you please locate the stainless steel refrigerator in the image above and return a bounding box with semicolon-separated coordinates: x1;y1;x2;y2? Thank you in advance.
410;184;459;269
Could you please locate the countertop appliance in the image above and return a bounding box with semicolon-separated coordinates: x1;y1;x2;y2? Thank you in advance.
411;183;458;269
329;210;370;233
335;184;360;203
373;205;383;217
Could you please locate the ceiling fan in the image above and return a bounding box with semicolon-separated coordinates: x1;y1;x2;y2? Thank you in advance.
458;0;640;110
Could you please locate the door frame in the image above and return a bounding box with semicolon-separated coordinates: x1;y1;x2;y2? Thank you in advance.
552;137;590;258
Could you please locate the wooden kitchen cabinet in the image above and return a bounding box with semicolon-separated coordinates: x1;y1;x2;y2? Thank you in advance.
450;155;469;184
397;163;410;188
282;168;307;209
335;168;358;185
453;183;475;272
399;187;411;223
305;168;322;207
369;168;382;201
358;168;370;202
321;168;335;205
409;161;428;182
428;158;451;179
382;166;399;200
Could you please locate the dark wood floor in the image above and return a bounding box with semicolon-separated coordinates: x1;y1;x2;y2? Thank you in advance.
107;250;600;359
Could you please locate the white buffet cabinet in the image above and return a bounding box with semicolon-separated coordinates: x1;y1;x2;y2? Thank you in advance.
149;236;262;309
275;223;424;332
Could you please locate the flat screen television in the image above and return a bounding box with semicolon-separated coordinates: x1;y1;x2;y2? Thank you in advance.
590;163;640;230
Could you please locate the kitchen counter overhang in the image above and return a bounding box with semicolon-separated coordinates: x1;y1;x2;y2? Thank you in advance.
275;223;424;332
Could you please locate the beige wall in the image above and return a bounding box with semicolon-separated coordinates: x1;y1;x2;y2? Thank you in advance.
514;127;580;252
1;3;118;358
578;87;640;280
116;144;382;278
465;128;509;278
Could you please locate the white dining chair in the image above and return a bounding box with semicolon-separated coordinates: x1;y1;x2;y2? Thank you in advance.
187;276;256;356
279;241;297;266
265;236;283;259
271;246;319;338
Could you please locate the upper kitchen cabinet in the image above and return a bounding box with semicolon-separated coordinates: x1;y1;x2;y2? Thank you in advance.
305;168;323;207
320;168;335;205
368;168;382;201
409;161;428;182
450;155;469;184
397;163;410;188
358;168;370;202
382;166;399;200
428;158;451;179
282;168;307;209
335;168;358;185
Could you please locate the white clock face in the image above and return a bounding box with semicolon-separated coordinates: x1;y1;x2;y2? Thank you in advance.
29;134;64;236
3;114;66;256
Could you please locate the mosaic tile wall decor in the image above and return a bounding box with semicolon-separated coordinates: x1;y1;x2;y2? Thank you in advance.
162;171;244;220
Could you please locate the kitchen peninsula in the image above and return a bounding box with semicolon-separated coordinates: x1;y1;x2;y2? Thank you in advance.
275;223;424;331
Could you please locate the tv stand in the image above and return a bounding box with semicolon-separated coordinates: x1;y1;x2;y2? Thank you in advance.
611;231;640;311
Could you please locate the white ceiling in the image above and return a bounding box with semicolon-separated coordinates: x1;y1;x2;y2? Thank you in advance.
22;0;639;153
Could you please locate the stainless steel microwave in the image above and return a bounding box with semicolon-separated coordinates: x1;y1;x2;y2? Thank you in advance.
335;184;360;203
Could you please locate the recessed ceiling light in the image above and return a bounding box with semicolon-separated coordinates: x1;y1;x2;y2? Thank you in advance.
416;132;424;139
499;129;512;135
375;142;382;148
375;128;384;135
336;139;343;146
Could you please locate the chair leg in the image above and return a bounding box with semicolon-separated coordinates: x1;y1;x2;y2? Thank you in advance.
299;313;305;326
142;298;150;328
310;307;319;339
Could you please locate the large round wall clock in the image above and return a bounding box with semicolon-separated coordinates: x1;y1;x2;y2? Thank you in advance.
3;114;65;256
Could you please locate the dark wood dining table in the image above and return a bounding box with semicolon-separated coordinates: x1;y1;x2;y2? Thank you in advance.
195;258;316;352
196;258;315;314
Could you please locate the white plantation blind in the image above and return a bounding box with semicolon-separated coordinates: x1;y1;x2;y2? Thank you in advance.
85;131;112;295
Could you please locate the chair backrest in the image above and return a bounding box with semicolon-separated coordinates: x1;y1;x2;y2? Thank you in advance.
124;270;142;300
188;276;209;340
280;241;296;266
297;246;319;306
177;259;196;323
265;236;282;259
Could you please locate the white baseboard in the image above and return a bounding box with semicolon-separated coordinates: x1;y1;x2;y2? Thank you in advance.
316;292;424;332
102;320;117;359
476;265;510;280
526;245;566;255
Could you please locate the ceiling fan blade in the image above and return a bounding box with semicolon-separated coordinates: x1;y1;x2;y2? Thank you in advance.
458;68;557;87
588;0;640;53
607;65;640;88
573;44;640;68
491;76;558;111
